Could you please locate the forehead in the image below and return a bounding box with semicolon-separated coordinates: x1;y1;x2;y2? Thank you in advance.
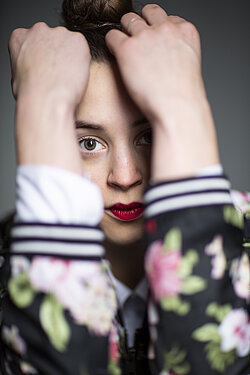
76;61;142;128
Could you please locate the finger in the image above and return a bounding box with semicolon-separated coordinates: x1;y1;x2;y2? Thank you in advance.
141;4;168;26
168;15;186;24
8;28;27;66
121;12;149;36
105;29;128;57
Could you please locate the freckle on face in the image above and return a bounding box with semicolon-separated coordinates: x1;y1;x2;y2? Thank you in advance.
76;61;151;244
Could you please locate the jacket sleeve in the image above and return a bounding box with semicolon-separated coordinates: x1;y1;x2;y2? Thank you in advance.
144;174;250;375
0;222;117;375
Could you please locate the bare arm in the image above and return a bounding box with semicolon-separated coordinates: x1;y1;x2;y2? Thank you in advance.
9;22;91;174
105;4;220;181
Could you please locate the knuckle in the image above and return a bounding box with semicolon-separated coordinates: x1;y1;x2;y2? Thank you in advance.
159;20;175;35
32;22;48;31
143;3;161;11
9;28;23;42
182;21;199;36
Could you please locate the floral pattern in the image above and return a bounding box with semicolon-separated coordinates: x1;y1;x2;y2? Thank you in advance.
161;345;190;375
218;308;250;357
1;325;26;355
231;190;250;214
145;228;206;315
108;322;121;375
204;235;226;279
8;255;117;351
192;303;250;373
230;252;250;301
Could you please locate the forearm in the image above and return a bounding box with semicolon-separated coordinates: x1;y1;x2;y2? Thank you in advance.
144;176;250;375
15;93;83;175
150;96;220;181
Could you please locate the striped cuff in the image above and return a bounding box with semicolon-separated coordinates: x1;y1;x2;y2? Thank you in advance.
10;222;104;259
144;175;232;218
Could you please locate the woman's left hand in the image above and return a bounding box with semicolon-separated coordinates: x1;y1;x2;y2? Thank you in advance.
105;4;204;122
106;4;220;180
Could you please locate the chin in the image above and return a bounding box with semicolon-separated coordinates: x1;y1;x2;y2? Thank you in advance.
101;216;144;245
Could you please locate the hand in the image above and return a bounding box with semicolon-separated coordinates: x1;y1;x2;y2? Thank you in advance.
106;4;220;180
9;22;90;108
8;23;91;174
106;4;204;122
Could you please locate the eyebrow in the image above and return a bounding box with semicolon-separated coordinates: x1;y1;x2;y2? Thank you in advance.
75;117;149;130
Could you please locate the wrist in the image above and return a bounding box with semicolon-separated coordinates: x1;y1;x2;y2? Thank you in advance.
150;97;220;181
15;94;83;175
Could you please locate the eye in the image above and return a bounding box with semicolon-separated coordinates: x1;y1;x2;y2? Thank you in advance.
136;129;152;146
78;137;105;153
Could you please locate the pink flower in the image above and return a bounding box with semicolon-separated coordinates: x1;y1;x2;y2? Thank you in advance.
109;324;119;362
29;256;117;335
218;308;250;357
145;241;182;301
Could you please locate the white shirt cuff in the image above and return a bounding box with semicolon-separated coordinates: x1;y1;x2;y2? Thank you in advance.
15;165;104;225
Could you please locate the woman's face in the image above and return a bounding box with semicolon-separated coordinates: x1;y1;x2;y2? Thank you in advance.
76;62;151;244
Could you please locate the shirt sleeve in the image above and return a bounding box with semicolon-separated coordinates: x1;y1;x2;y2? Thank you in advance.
15;165;104;225
0;165;118;375
144;174;250;375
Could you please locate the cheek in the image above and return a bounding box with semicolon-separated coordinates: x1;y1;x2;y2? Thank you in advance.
137;147;151;181
82;158;108;192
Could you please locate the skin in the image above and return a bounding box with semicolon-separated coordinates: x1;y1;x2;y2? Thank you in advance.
76;62;151;287
8;4;220;288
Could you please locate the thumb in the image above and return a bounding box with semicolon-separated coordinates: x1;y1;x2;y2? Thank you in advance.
105;29;128;58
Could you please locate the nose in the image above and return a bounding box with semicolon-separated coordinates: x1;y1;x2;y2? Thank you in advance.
107;148;143;191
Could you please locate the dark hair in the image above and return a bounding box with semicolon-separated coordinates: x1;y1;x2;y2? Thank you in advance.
61;0;134;61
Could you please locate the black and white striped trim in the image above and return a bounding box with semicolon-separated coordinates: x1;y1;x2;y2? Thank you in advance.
144;175;232;218
10;223;104;257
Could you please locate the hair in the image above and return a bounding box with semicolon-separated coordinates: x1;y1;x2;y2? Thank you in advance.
61;0;135;61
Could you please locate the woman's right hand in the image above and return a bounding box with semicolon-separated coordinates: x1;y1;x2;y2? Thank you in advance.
9;22;91;107
8;23;90;175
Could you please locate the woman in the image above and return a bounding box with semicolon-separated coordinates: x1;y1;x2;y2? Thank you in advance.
0;0;249;374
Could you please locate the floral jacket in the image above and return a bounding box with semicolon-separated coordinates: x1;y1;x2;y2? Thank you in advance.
0;175;249;375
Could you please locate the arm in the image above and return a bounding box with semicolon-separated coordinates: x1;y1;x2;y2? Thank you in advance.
144;176;250;375
0;23;117;375
106;4;250;374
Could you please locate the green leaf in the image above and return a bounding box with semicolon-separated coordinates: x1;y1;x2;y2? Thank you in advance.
40;293;70;352
181;276;206;295
108;359;122;375
179;250;199;277
223;206;243;229
172;363;191;375
163;228;182;252
165;347;186;365
205;342;236;373
161;296;181;310
161;296;190;315
192;324;220;343
206;303;232;323
164;346;190;374
177;301;190;316
8;272;36;308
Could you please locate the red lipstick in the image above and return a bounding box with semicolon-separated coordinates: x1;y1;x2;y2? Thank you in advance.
107;202;144;221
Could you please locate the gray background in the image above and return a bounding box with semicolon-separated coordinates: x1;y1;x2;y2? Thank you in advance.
0;0;249;219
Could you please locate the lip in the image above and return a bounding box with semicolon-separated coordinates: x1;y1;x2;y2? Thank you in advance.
107;202;144;221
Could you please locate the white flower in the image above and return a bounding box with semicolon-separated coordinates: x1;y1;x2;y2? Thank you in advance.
20;362;38;374
2;325;26;355
205;235;226;279
11;256;30;277
230;253;250;300
218;308;250;357
231;190;250;214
